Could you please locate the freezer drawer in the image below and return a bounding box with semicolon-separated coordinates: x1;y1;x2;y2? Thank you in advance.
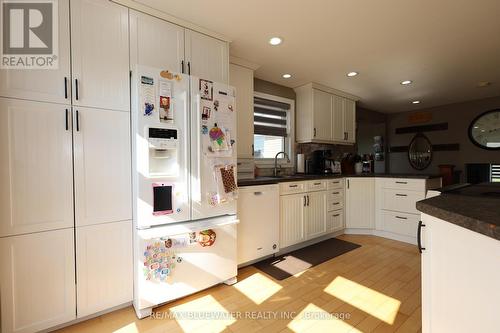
237;184;280;265
134;220;237;314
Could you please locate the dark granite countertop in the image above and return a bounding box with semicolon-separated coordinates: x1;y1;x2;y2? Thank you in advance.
238;173;441;187
417;183;500;241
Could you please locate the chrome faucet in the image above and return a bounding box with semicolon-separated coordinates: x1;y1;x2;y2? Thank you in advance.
274;151;290;176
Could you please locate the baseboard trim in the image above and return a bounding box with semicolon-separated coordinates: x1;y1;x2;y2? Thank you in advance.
344;228;417;245
40;302;132;333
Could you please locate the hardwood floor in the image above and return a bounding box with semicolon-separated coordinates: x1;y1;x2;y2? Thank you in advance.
56;235;422;333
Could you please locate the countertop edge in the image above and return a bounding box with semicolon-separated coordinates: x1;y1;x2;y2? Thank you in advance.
238;173;441;187
416;200;500;242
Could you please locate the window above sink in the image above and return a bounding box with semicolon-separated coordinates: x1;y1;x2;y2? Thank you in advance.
253;92;295;168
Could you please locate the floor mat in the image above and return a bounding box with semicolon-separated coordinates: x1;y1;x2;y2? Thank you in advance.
254;238;361;280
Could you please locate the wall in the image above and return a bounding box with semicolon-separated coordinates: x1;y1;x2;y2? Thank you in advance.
387;96;500;180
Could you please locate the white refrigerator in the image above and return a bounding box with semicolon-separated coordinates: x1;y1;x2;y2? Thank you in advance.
131;66;238;318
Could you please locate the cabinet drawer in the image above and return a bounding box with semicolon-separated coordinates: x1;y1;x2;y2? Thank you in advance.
328;188;343;197
327;198;344;211
327;178;344;190
328;210;344;232
382;178;425;191
306;180;327;192
382;189;425;214
280;181;306;195
382;210;419;237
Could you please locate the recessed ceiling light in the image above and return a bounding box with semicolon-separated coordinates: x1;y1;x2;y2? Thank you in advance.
412;100;421;104
269;37;282;46
401;80;412;85
474;126;479;129
347;71;358;77
282;73;292;79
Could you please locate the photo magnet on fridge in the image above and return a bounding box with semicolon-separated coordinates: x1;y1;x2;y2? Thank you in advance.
199;79;213;101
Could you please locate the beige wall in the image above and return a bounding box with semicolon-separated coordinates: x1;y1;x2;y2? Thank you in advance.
387;96;500;179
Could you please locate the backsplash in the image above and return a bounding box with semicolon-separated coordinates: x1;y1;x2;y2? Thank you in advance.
295;142;356;163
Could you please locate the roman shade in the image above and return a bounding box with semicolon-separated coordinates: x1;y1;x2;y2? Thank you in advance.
253;97;290;137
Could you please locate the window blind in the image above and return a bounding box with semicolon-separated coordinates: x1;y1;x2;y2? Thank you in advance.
492;164;500;182
254;97;289;137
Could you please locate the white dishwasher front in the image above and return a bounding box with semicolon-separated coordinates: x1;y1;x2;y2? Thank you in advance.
237;184;280;265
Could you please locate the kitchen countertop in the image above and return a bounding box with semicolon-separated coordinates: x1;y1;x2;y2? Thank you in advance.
238;173;441;187
416;183;500;241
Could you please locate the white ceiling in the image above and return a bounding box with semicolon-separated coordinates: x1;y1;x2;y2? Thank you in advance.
134;0;500;113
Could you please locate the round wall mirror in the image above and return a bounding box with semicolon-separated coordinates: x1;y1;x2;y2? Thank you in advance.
408;133;432;170
468;109;500;150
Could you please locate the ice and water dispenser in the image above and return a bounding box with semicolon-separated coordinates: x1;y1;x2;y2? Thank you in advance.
147;127;179;177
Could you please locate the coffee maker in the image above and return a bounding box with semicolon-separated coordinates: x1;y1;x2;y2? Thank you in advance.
310;150;333;174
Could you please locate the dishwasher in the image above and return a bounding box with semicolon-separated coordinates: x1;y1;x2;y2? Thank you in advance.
237;184;280;265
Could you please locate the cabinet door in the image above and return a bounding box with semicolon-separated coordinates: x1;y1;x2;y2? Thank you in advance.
328;210;344;232
280;194;306;248
76;220;133;318
0;98;74;237
332;95;345;142
185;30;229;83
73;107;131;227
305;191;327;239
0;0;71;104
230;63;254;158
0;229;76;333
70;0;130;111
345;178;374;228
312;89;332;141
344;99;356;143
129;10;184;72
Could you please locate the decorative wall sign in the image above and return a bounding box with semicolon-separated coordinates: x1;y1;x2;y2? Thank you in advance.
408;111;432;124
395;122;448;134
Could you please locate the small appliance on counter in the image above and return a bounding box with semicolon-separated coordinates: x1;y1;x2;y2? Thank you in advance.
310;150;333;174
296;153;305;173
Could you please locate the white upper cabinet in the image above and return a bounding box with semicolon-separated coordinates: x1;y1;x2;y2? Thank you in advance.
0;0;71;104
185;30;229;83
73;107;132;227
129;10;185;72
332;95;345;142
312;89;332;141
70;0;130;111
0;98;74;237
344;98;356;143
295;83;357;145
76;220;133;318
0;229;76;333
230;63;255;158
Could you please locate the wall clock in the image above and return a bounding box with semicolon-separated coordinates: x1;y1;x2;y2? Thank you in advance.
468;109;500;150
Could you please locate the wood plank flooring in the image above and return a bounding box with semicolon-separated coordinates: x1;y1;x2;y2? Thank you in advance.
56;235;422;333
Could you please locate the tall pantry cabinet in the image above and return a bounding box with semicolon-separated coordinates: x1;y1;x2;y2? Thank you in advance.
0;1;132;332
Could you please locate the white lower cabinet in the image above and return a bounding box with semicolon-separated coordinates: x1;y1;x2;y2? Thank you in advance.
305;191;328;240
76;221;133;318
280;180;343;249
421;213;500;333
0;229;76;333
280;193;306;248
345;178;375;229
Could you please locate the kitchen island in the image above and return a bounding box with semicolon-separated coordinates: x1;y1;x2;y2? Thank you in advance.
416;183;500;333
